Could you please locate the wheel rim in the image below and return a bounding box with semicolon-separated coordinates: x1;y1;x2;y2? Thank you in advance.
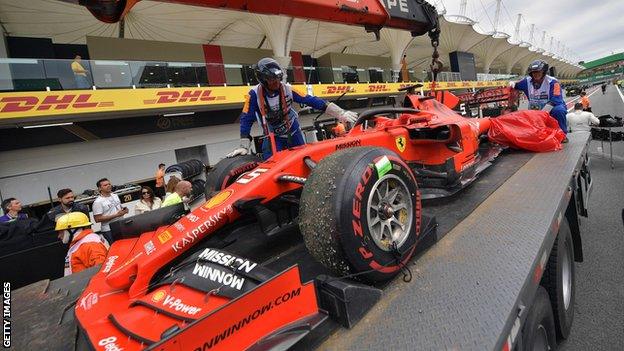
533;325;552;351
366;174;413;251
562;238;572;310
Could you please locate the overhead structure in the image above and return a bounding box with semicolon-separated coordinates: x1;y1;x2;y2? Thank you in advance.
0;0;584;77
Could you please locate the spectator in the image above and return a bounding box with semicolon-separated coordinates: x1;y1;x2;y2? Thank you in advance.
92;178;128;244
71;55;90;89
162;180;192;207
134;186;162;215
165;175;181;197
580;91;591;112
566;103;599;133
154;163;166;199
47;188;89;222
0;198;28;223
56;212;108;276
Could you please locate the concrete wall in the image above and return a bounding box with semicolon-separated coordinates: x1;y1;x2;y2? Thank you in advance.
0;122;251;206
316;52;393;83
220;46;272;65
321;52;392;69
87;36;205;62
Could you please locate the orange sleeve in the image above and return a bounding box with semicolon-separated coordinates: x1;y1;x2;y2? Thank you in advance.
553;82;561;96
242;94;250;113
71;243;108;273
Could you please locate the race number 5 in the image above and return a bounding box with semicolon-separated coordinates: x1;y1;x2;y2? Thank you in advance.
236;168;268;184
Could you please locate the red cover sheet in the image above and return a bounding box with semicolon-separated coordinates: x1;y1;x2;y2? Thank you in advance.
488;110;566;152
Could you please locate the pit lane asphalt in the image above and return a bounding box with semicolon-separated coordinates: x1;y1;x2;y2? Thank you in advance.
560;84;624;350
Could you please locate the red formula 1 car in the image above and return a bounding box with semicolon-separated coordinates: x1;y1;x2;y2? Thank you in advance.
74;89;505;351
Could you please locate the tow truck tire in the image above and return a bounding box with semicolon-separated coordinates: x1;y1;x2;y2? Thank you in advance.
522;286;557;351
541;218;575;340
204;155;260;198
300;147;421;283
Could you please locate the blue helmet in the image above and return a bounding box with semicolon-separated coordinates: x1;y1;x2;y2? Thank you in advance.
527;59;549;75
254;58;283;88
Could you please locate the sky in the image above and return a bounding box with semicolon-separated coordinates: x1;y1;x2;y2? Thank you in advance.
436;0;624;63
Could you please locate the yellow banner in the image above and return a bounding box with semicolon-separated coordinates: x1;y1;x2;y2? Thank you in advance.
0;81;515;120
311;81;509;97
0;86;253;120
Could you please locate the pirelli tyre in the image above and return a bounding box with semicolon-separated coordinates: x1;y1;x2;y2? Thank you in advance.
204;155;261;198
541;217;575;340
299;147;421;283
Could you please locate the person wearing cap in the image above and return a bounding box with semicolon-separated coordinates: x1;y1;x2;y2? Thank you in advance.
510;59;568;140
56;212;108;276
566;103;599;133
226;57;358;160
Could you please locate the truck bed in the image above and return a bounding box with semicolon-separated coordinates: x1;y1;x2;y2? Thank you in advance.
319;131;590;350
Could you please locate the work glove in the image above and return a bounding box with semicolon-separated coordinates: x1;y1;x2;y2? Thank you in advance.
226;138;251;158
325;102;358;124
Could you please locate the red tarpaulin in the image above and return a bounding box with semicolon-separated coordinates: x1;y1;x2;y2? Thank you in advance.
488;111;566;152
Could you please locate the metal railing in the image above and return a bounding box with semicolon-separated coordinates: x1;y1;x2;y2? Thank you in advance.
0;58;480;92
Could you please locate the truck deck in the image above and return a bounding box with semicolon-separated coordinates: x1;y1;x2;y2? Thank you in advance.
320;131;590;350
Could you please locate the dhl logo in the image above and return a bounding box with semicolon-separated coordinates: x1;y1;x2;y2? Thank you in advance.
144;90;226;104
366;84;390;92
321;85;353;95
0;94;113;113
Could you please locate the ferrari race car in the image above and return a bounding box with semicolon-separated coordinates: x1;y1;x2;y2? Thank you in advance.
72;87;516;351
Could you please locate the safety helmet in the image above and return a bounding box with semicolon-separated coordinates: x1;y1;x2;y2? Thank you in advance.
527;59;549;75
254;58;283;88
55;212;92;231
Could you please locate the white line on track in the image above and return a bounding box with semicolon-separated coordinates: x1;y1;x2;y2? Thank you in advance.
616;85;624;105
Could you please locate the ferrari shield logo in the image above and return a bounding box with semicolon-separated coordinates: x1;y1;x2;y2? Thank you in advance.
395;136;406;152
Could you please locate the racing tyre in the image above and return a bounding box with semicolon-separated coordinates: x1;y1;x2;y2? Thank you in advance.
300;147;421;283
522;286;557;351
541;218;575;340
204;155;260;197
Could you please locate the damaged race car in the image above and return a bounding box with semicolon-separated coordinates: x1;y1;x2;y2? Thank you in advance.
73;84;523;350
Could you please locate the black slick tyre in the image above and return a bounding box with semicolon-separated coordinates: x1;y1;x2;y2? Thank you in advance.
541;218;575;340
204;155;260;198
299;147;421;283
522;286;557;351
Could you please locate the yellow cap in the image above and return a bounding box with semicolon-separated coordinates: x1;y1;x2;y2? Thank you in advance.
55;212;92;231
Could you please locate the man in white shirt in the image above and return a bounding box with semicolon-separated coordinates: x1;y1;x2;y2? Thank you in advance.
92;178;128;244
566;103;600;133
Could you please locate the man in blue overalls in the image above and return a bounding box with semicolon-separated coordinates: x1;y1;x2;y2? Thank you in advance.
511;59;568;140
226;58;358;159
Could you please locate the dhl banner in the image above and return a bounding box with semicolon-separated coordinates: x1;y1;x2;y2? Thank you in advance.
0;86;253;120
0;79;579;121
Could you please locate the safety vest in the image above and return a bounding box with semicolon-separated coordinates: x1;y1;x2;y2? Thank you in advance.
252;83;297;137
527;75;556;110
64;230;106;276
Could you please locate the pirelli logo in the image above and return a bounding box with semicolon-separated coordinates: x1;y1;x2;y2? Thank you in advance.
144;90;226;104
0;94;113;113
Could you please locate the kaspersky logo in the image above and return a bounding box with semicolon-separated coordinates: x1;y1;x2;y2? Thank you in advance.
0;94;113;113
